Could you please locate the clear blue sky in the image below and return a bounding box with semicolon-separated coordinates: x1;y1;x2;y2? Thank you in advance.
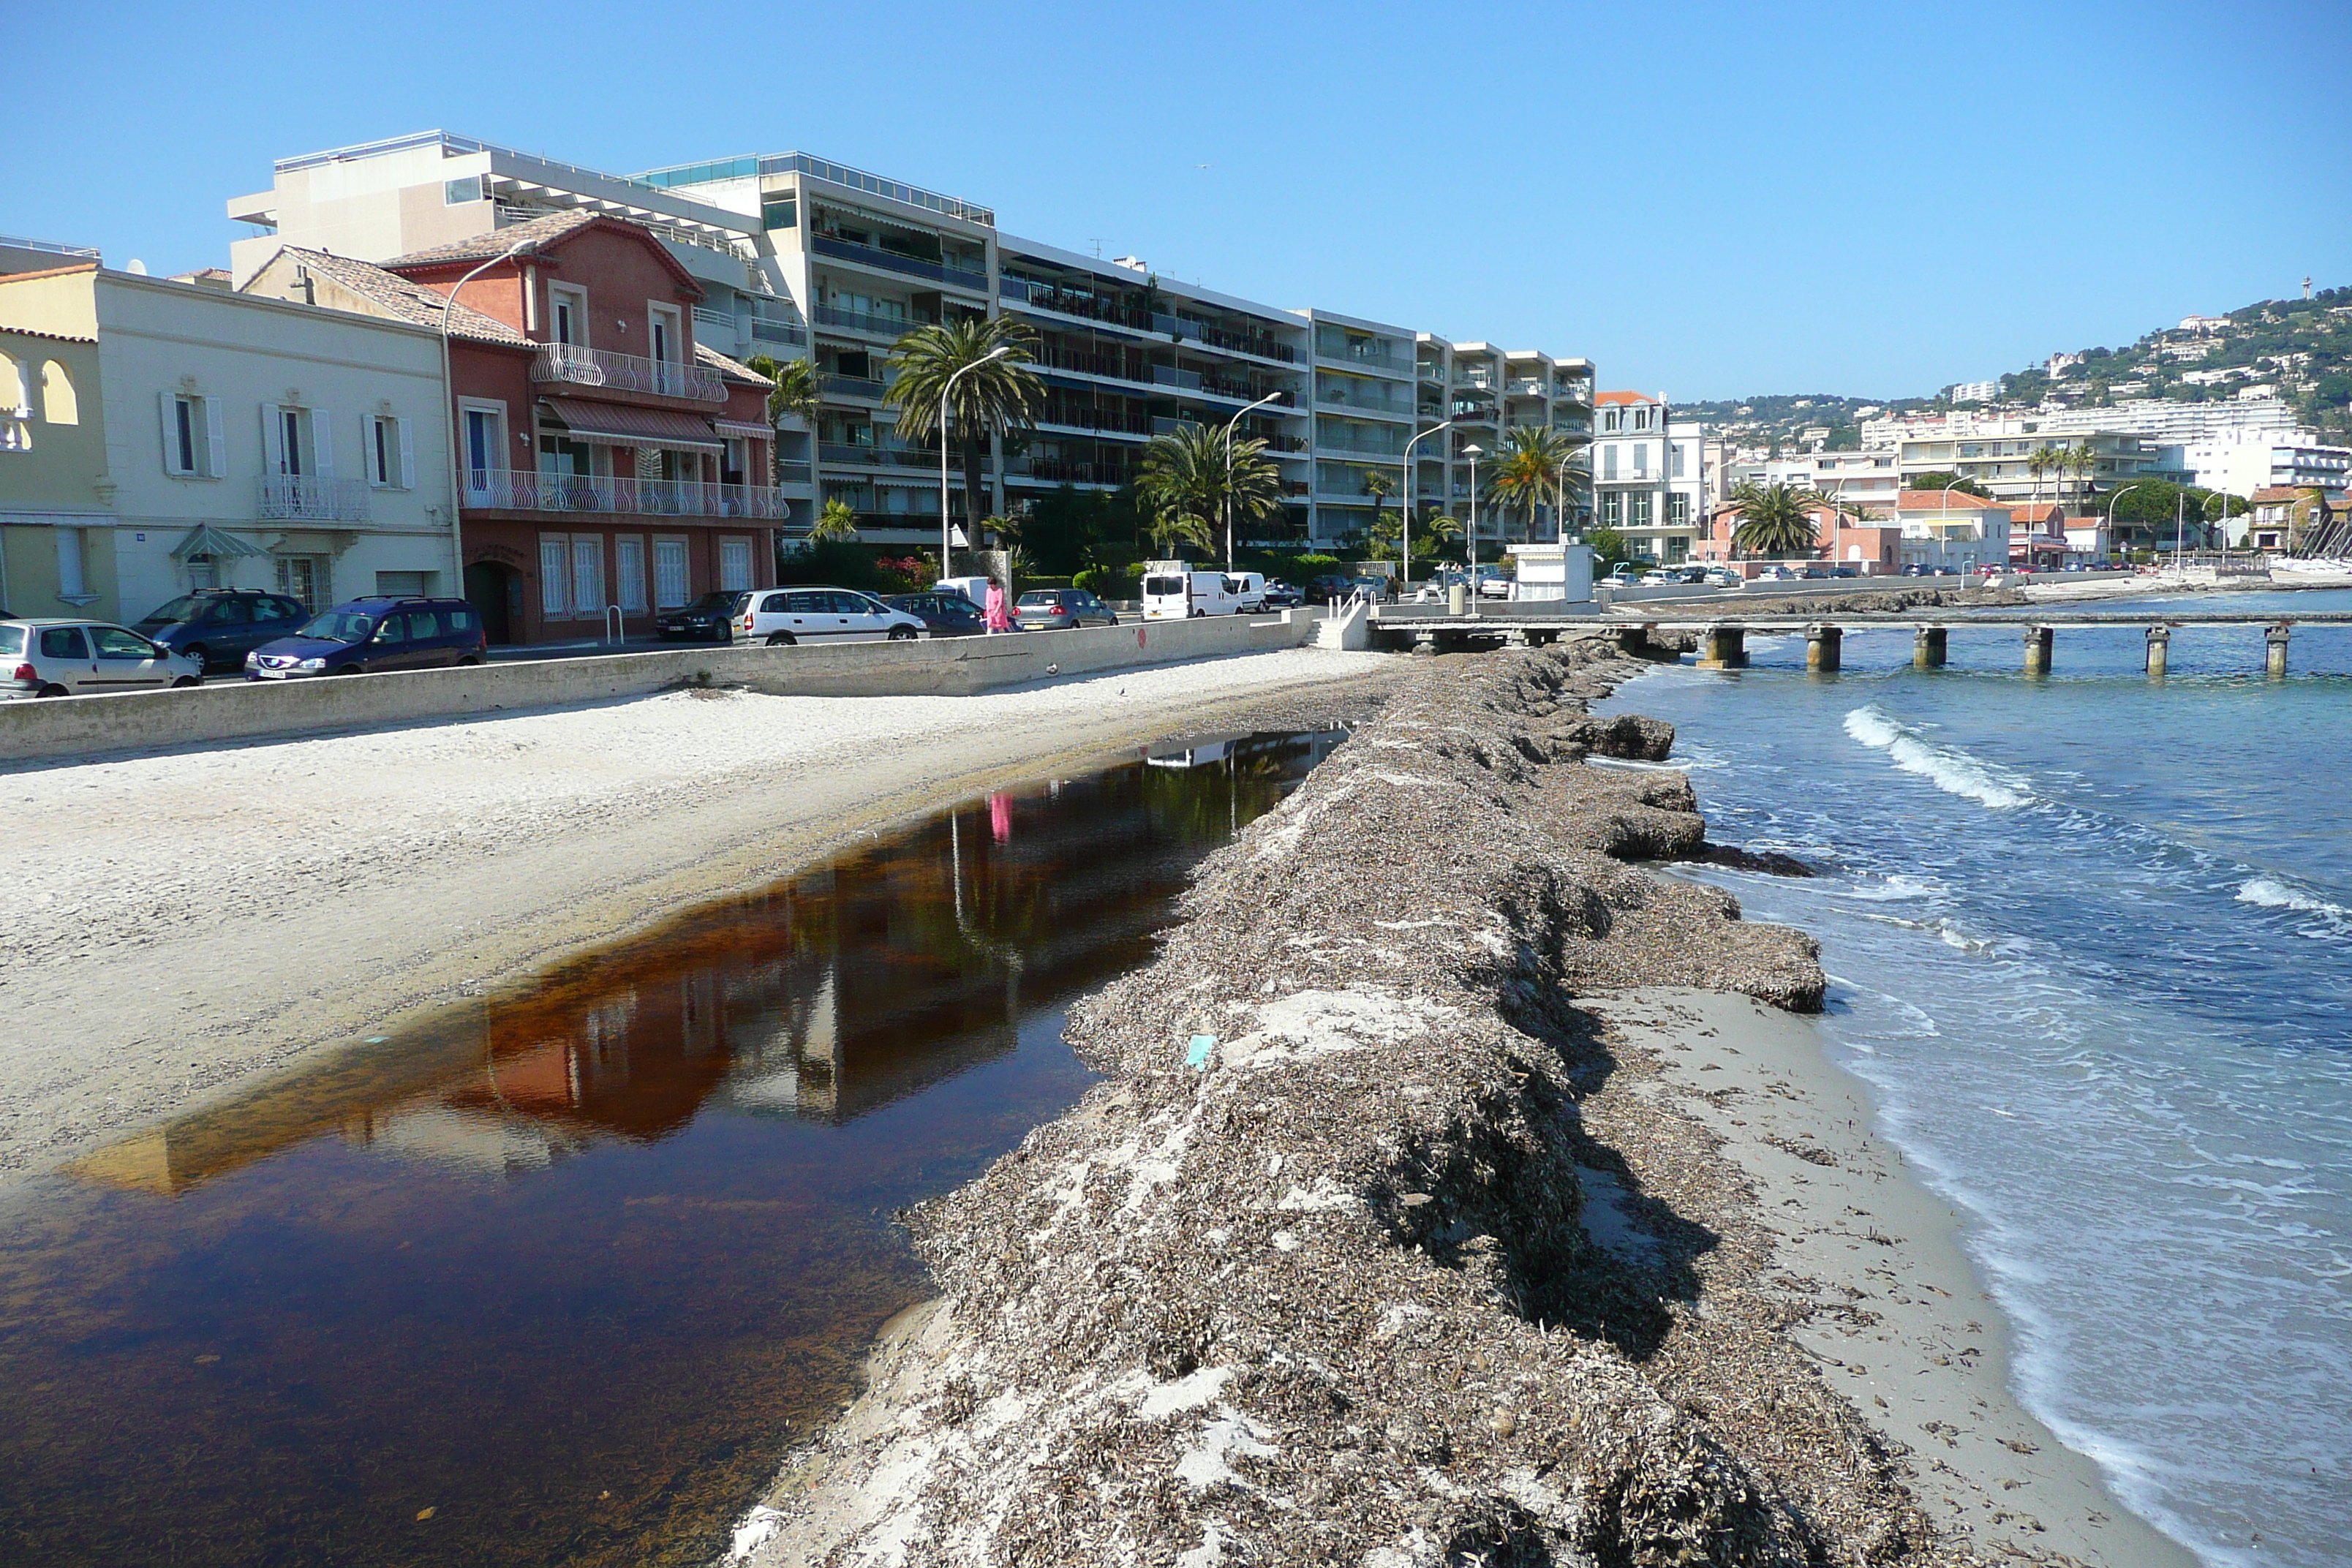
8;0;2347;402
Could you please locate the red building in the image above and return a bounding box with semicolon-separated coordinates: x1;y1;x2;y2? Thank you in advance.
263;211;779;644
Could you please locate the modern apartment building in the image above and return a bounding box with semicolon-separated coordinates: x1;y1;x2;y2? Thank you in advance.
1891;427;2175;504
1863;396;2309;450
2182;431;2350;498
1724;449;1906;513
0;257;453;625
228;132;1592;555
1411;339;1595;547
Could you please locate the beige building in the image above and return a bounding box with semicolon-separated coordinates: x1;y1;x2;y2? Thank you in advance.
0;261;455;624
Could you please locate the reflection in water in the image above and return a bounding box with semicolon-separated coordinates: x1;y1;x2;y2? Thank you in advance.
0;730;1343;1568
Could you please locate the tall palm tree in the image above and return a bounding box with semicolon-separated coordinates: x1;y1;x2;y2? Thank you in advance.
886;317;1043;540
1729;481;1823;559
2066;445;2098;515
2026;444;2063;511
1134;420;1282;566
1488;426;1576;538
745;354;821;484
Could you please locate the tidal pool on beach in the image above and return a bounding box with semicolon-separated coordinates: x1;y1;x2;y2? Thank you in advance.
0;728;1345;1568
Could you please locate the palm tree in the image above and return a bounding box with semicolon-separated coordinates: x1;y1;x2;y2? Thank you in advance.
885;317;1043;541
1729;481;1823;559
1488;426;1577;539
745;354;821;484
1134;420;1283;567
809;497;860;542
2066;445;2098;515
1143;502;1214;559
2026;444;2063;511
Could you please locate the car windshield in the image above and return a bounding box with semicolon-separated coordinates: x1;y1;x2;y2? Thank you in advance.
143;596;208;625
299;610;376;643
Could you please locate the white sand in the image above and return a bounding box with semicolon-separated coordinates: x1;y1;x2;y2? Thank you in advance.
0;649;1395;1180
1591;989;2200;1568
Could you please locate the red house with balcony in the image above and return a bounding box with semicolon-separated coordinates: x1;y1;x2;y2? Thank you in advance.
251;211;778;644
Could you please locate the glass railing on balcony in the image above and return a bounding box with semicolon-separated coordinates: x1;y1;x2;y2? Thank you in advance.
814;303;924;339
462;470;791;519
1037;344;1137;380
821;372;889;400
1041;406;1153;437
776;460;814;485
1314;339;1409;373
1314;433;1409;457
1006;456;1131;486
532;344;726;402
749;319;807;347
810;234;987;293
1315;386;1412;416
693;306;737;337
820;442;989;472
257;476;368;521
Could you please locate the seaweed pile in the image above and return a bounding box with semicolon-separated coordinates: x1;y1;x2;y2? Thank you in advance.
749;641;2038;1567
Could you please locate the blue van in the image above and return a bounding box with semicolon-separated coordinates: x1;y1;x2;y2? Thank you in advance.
246;597;488;679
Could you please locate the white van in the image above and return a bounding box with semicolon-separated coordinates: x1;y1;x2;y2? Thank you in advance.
935;576;993;609
1224;571;1268;612
1142;568;1240;620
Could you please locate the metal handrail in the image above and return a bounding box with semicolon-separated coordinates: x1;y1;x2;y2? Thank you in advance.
257;475;369;521
532;344;725;402
462;470;792;519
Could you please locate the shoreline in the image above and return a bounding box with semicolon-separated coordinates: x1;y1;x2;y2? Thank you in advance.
1;647;1402;1187
734;638;2179;1566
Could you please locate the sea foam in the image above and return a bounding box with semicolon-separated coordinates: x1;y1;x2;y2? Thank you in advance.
2236;878;2352;937
1842;705;2032;810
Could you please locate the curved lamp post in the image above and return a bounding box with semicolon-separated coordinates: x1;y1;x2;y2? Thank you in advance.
1399;417;1454;587
941;345;1014;580
1222;389;1289;572
2104;479;2162;568
437;237;538;607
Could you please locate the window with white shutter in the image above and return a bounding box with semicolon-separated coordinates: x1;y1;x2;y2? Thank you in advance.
615;537;648;612
654;538;689;608
570;537;603;615
720;537;752;591
540;537;570;617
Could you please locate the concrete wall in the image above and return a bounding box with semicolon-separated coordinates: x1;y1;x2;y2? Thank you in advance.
0;611;1322;766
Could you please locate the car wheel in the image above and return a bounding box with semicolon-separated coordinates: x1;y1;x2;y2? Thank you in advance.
887;625;916;641
1191;608;1205;619
766;632;796;647
35;684;68;698
171;676;200;688
336;665;363;676
182;644;208;671
458;655;483;667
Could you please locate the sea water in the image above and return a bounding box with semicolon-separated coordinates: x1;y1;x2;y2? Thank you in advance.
1599;589;2351;1567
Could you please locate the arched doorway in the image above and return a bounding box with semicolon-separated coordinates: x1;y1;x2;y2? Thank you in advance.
464;561;519;645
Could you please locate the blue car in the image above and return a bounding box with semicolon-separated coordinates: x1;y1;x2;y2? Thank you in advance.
135;589;310;673
246;596;487;679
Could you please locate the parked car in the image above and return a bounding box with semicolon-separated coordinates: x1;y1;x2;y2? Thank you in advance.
1670;566;1708;584
1260;579;1303;608
1799;567;1828;579
1015;588;1120;630
886;591;987;637
656;589;750;643
1639;568;1675;585
1305;573;1357;605
1754;565;1799;581
1602;565;1642;587
1829;565;1860;578
246;597;486;678
1351;576;1398;603
1702;566;1743;587
135;589;309;673
4;619;204;698
739;587;926;645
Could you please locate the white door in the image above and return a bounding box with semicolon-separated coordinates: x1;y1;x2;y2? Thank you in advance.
87;625;176;690
830;589;885;641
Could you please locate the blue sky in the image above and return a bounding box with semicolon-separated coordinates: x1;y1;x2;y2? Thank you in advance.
7;0;2347;401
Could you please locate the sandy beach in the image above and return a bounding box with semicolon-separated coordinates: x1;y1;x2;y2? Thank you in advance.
0;647;1398;1184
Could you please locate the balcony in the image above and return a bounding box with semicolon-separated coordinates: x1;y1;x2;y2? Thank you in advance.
693;306;737;338
749;319;808;347
811;234;987;293
462;470;791;519
532;344;725;403
1008;456;1131;486
1315;387;1413;418
1040;405;1153;437
776;459;815;485
815;303;926;340
1315;340;1410;374
821;442;988;472
821;373;889;401
258;475;368;521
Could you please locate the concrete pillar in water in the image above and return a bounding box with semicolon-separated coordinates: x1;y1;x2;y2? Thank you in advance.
2145;625;2171;677
2022;625;2054;677
1696;624;1748;669
2266;622;2291;679
1805;622;1843;673
1913;625;1948;669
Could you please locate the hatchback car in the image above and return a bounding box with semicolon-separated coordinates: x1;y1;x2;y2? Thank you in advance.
1015;589;1119;630
739;587;926;645
1305;574;1357;605
246;597;486;678
4;619;203;698
136;589;309;673
656;589;750;643
886;591;987;637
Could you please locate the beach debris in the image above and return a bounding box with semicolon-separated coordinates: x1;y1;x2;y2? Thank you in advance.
1185;1034;1217;1069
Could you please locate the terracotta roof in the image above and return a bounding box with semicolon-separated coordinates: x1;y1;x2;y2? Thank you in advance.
696;342;771;386
1594;390;1657;406
383;208;601;267
2250;485;2323;503
0;323;97;345
268;246;529;346
2007;502;2067;525
1898;489;2003;510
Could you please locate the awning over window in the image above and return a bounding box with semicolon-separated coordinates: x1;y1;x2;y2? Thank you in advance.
540;398;722;453
170;524;269;560
712;419;776;440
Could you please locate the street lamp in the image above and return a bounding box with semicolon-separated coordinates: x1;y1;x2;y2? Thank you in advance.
1399;417;1454;587
436;236;537;610
941;345;1015;579
1463;443;1483;617
2105;479;2161;568
1222;389;1289;572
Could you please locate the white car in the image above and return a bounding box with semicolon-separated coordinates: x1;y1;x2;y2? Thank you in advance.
2;619;204;698
1703;567;1743;588
737;587;927;646
1640;568;1676;585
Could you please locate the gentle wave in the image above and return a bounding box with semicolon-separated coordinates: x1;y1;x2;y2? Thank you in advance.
2236;878;2352;937
1842;705;2032;810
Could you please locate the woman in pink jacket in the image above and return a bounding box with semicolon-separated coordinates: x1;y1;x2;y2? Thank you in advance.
983;576;1014;633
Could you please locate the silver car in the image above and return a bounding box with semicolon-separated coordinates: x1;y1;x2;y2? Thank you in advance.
3;618;205;698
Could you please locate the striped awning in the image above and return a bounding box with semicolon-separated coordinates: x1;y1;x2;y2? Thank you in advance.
712;418;775;440
171;524;269;559
540;397;722;453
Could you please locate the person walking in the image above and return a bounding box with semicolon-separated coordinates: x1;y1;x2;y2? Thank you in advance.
984;574;1014;634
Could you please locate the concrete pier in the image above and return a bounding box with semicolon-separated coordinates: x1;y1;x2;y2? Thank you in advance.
1696;625;1748;670
1806;623;1843;674
2022;625;2054;677
2145;625;2171;677
1913;627;1948;670
2267;623;2292;679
